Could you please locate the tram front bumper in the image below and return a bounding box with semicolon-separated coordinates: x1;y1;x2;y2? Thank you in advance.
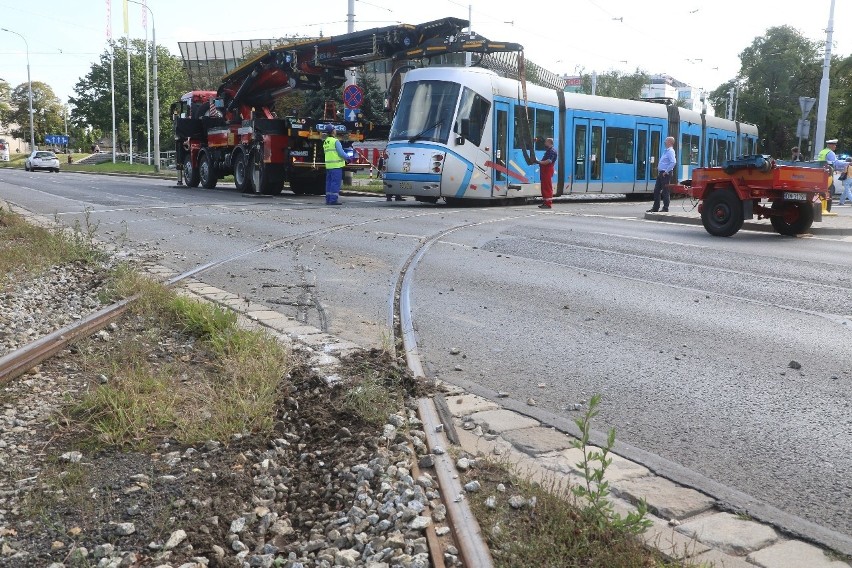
382;173;442;198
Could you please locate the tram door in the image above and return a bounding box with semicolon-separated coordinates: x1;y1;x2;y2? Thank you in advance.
492;101;510;196
572;118;604;192
635;124;663;192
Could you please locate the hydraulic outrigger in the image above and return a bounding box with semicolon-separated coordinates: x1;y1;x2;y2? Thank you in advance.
172;18;523;195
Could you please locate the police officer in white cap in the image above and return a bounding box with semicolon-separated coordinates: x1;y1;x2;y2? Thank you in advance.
817;139;843;170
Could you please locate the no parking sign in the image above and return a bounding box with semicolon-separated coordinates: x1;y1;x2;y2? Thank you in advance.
343;84;363;109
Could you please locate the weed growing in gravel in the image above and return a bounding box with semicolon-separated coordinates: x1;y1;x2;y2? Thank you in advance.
344;371;402;426
0;206;103;288
69;279;291;450
573;394;652;535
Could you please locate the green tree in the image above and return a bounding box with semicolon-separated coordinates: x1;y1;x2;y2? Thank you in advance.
580;69;649;99
710;26;821;157
825;54;852;148
357;72;389;125
70;38;190;151
8;81;64;145
0;79;11;127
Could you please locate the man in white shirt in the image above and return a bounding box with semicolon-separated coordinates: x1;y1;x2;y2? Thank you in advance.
649;136;677;213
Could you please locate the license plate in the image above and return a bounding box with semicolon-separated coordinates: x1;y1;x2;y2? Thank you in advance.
783;192;807;201
399;181;412;190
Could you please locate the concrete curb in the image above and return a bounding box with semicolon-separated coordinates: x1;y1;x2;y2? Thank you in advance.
644;212;852;236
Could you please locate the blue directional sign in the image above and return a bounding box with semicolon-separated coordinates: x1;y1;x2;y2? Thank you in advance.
344;108;359;122
44;135;69;145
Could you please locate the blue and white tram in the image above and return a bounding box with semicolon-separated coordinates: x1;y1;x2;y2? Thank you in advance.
383;66;759;203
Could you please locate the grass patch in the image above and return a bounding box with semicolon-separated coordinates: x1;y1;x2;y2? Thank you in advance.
67;278;291;451
0;206;103;290
64;161;160;175
465;462;692;568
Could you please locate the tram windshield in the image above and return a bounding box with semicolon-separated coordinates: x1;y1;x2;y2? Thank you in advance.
389;80;459;144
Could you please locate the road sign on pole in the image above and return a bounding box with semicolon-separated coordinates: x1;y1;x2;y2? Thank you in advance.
797;119;811;139
343;84;364;109
45;135;69;145
799;96;816;118
344;108;359;122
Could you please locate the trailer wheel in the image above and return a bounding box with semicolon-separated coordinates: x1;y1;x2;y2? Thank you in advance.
199;151;218;189
233;149;250;193
248;150;285;196
701;188;743;237
769;200;814;236
183;158;200;187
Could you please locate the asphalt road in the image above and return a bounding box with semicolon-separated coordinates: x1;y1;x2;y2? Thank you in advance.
2;168;851;538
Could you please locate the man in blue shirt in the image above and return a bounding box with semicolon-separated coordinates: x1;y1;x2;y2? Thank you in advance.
649;136;676;213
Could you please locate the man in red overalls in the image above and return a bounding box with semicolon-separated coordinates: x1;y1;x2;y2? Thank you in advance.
537;137;557;209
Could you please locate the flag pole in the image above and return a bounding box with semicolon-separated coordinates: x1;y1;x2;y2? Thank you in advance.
108;0;116;163
124;0;132;164
142;1;150;165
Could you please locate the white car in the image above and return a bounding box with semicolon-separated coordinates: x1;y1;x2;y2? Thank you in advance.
25;150;60;172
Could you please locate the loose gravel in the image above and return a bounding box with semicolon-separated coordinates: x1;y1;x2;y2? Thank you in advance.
0;260;459;567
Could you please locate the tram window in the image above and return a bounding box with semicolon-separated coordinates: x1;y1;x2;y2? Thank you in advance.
514;105;535;149
591;125;602;180
681;134;699;165
636;130;647;179
605;127;634;164
575;124;586;181
496;109;508;181
717;140;728;165
535;109;555;150
388;80;460;143
454;87;490;146
650;131;661;176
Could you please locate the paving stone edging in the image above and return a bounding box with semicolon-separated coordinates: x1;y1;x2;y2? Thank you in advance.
442;391;851;568
146;265;851;568
643;211;852;236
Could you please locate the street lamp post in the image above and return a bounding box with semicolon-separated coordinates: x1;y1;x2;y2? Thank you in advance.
128;0;160;172
1;27;35;152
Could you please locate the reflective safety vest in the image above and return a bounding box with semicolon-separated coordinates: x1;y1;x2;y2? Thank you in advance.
817;148;831;161
323;137;345;169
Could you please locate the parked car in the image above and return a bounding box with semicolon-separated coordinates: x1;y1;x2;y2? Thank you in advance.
24;150;60;172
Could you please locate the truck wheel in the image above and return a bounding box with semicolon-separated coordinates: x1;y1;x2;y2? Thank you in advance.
248;151;284;196
233;149;250;193
183;158;200;187
199;151;218;189
701;188;743;237
770;200;814;236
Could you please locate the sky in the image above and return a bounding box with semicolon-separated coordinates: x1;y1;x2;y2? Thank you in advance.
0;0;849;106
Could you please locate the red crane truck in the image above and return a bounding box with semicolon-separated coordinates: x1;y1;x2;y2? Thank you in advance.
172;17;516;196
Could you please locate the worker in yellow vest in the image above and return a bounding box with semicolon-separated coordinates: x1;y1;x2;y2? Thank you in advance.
817;139;843;212
322;125;349;205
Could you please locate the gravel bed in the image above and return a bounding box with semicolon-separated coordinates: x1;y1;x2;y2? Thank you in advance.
0;311;459;568
0;262;109;356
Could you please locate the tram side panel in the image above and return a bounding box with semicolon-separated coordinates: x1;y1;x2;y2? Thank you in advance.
383;67;757;202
